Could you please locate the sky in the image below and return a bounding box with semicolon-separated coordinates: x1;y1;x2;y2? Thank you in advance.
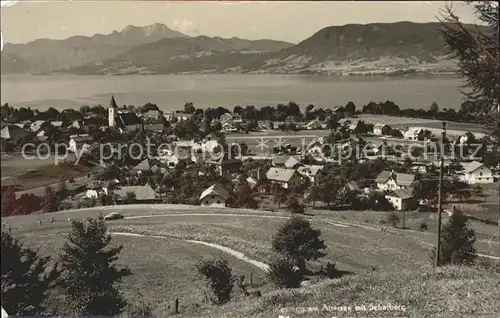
1;1;480;44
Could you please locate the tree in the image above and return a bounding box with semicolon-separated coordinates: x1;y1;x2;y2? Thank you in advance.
268;256;302;289
272;216;327;274
195;258;234;305
58;216;131;315
57;181;68;201
184;102;196;114
439;2;499;133
434;211;477;266
344;101;356;113
386;211;400;228
430;101;439;118
1;230;59;316
42;186;59;213
234;179;258;209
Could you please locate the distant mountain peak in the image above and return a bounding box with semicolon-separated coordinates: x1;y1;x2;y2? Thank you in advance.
120;23;188;38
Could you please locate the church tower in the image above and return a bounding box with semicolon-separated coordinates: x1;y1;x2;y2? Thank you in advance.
108;95;118;127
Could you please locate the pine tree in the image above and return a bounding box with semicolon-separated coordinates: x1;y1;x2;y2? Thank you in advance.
58;216;131;315
1;230;59;316
439;1;499;132
272;216;326;274
436;211;477;266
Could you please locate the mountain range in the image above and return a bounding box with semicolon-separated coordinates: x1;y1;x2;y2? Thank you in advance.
1;21;485;75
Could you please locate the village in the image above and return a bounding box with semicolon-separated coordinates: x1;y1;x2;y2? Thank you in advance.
1;96;498;222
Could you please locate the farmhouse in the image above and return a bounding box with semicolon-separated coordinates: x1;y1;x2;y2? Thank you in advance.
0;125;27;140
114;185;157;203
199;184;229;207
459;161;494;184
222;122;237;133
373;123;388;136
85;181;106;199
385;188;415;211
266;167;302;189
305;119;322;130
132;158;152;174
297;165;324;184
116;112;143;133
403;127;424;141
376;170;415;191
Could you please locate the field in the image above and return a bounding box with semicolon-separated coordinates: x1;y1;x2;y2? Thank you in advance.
1;153;92;190
355;114;489;134
3;205;499;316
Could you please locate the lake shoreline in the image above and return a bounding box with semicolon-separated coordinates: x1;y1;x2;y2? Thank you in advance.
1;74;465;112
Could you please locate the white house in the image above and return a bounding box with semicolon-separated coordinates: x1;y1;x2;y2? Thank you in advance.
86;181;106;199
200;184;229;207
297;165;324;184
403;127;424;140
266;167;302;189
385;188;415;211
28;120;44;133
69;134;93;153
459;161;494;184
305;119;322;130
373;123;388;136
221;122;237;133
375;170;415;191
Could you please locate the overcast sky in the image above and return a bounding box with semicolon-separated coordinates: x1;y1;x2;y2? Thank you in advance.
1;1;479;44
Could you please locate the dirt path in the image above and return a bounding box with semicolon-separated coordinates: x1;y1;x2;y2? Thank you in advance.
110;232;270;272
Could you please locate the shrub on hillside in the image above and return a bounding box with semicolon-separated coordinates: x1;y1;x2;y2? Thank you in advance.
433;211;477;266
286;195;305;214
386;211;400;228
419;222;428;231
268;257;303;289
195;258;234;305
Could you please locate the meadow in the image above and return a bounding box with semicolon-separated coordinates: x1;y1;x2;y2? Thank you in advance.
4;205;498;316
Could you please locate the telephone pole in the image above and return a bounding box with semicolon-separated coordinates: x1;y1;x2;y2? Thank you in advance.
435;121;446;267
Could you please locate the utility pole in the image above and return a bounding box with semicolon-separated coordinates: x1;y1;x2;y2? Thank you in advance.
435;121;446;267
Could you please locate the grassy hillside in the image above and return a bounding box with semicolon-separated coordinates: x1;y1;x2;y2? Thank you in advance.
3;206;498;316
195;265;500;317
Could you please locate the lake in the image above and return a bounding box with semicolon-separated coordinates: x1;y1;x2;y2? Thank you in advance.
0;74;467;111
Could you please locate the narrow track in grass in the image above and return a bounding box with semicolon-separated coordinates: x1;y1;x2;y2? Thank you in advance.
110;232;270;272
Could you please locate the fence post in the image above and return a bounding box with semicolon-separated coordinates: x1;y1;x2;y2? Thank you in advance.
175;298;179;314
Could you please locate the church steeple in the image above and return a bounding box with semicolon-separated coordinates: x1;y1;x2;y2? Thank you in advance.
110;95;118;109
108;95;117;127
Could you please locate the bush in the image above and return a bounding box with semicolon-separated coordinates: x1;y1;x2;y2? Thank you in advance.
386;211;400;228
286;195;304;214
268;257;303;289
433;211;477;266
195;258;234;305
321;262;340;279
419;222;428;231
